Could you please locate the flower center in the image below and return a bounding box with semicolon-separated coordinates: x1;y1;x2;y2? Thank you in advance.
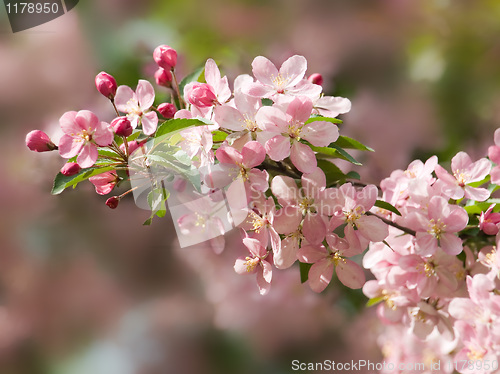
453;170;470;187
271;73;290;93
427;218;446;239
249;211;268;233
243;115;258;132
244;256;260;272
467;349;485;361
345;206;364;225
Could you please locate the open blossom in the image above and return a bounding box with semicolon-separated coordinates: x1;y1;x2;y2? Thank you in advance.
256;96;339;173
434;151;491;201
297;234;365;292
479;204;500;235
407;196;468;256
242;55;321;100
58;110;113;168
328;183;388;253
89;171;119;195
115;80;158;135
234;237;272;295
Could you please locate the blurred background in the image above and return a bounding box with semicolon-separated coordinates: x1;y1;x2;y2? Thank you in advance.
2;0;500;373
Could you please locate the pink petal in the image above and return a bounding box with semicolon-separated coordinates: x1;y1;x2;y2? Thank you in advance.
439;233;463;255
273;206;302;234
467;158;491;182
75;110;99;132
448;298;480;320
204;58;221;88
356;215;388;242
255;106;288;132
274;235;299;269
93;121;114;146
464;186;490;201
265;135;291;161
495;128;500;146
451;151;473;173
213;105;245;131
301;122;339;147
488;145;500;165
415;232;438;256
491;166;500;184
315;96;351;117
302;213;326;244
114;85;136;112
136;80;155;110
141;111;158;135
216;146;243;165
252;56;278;87
257;261;272;295
244;83;273;98
242;141;266;168
279;55;307;88
271;175;299;206
302;167;326;196
248;169;269;192
445;206;468;232
286;96;313;124
58;134;83;159
59;111;81;135
308;259;333;293
356;184;378;211
234;257;254;275
243;237;266;258
335;258;365;289
209;235;225;254
290;142;317;173
398;254;424;271
297;244;328;263
76;142;98;168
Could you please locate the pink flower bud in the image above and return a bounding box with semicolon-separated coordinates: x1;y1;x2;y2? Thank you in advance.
185;83;218;108
153;45;178;70
308;73;323;86
25;130;57;152
106;196;120;209
111;116;133;137
95;71;117;99
120;140;143;155
60;162;81;176
157;103;176;119
89;171;119;195
154;68;172;87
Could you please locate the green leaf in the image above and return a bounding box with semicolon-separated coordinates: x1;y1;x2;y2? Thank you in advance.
179;66;205;95
333;136;374;152
299;262;313;284
305;116;343;125
143;217;153;226
261;98;273;106
212;130;228;142
310;144;362;165
366;296;385;307
97;149;122;162
317;159;346;186
346;171;361;180
155;118;208;138
374;200;402;216
51;166;115;195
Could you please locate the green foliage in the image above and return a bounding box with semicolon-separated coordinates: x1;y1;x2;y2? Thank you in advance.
305;116;343;125
333;136;374;152
374;200;402;216
51;166;115;195
155;118;208;138
299;262;313;283
179;65;205;94
310;144;362;165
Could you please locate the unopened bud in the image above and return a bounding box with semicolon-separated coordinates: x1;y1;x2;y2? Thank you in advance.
111;116;133;137
185;83;218;108
60;162;81;176
308;73;323;86
120;140;140;155
105;196;120;209
95;71;117;99
157;103;176;119
154;68;172;87
26;130;57;152
153;45;177;70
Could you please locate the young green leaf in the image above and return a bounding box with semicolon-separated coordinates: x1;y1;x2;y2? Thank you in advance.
310;144;362;165
374;200;402;216
333;136;374;152
51;166;115;195
179;66;205;95
299;262;313;284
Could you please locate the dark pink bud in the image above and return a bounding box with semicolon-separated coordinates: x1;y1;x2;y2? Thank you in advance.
308;73;323;86
26;130;57;152
157;103;176;119
105;196;120;209
60;162;81;176
95;71;117;99
153;45;178;70
154;68;172;87
111;116;133;137
186;83;218;108
120;140;140;155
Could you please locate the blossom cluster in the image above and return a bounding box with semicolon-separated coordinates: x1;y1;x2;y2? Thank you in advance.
25;45;500;372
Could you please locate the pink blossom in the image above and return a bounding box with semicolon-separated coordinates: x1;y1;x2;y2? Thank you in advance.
213;92;261;133
60;162;81;176
434;151;491;201
297;235;365;292
25;130;57;152
58;110;114;168
154;68;172;87
479;204;500;235
95;71;117;99
407;196;468;256
115;80;158;135
489;128;500;184
111;116;133;137
157;103;176;119
89;171;119;195
312;95;352;118
179;126;215;167
234;237;272;295
307;73;323;86
243;55;321;100
256;96;339;173
328;183;388;252
153;44;177;70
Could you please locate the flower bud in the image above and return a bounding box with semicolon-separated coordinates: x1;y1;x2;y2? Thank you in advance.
26;130;57;152
105;196;120;209
95;71;117;99
185;83;218;108
157;103;176;119
153;45;177;70
154;68;172;87
120;140;140;155
308;73;323;86
111;116;133;137
60;162;81;176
